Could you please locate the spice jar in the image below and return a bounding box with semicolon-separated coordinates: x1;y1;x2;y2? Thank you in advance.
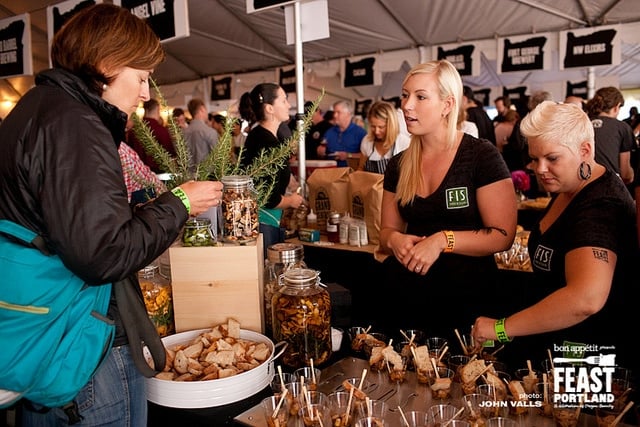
264;243;306;338
272;268;332;368
220;175;259;244
182;217;216;246
326;212;341;243
138;263;175;337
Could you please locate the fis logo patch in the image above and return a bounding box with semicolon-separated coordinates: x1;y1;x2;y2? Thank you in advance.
533;245;553;271
445;187;469;209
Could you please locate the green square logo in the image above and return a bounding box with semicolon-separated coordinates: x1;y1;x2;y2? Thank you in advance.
445;187;469;209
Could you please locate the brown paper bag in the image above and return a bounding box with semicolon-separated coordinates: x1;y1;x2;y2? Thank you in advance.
307;167;351;232
348;170;384;245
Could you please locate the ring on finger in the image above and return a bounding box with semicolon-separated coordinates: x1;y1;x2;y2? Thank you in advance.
415;265;421;272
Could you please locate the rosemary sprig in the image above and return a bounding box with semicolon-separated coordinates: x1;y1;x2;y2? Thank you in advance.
133;81;324;208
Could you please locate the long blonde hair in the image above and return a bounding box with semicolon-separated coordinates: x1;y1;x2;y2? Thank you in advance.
367;101;400;151
396;60;462;205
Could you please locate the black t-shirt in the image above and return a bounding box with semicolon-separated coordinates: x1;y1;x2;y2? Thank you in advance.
466;105;496;145
592;116;634;175
380;134;511;337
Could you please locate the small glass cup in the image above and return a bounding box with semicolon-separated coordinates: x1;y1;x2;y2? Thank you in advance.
347;326;368;353
447;421;471;427
426;337;449;359
355;399;388;422
428;367;455;400
387;355;408;383
427;404;458;425
595;406;626;427
401;410;429;427
295;366;322;391
261;395;290;427
300;402;331;427
462;393;492;425
355;416;386;427
448;354;471;383
486;416;517;427
270;372;297;393
534;381;554;418
552;406;581;427
328;391;355;427
514;368;539;394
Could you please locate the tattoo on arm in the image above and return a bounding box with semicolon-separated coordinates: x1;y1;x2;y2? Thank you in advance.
592;248;609;263
473;227;508;236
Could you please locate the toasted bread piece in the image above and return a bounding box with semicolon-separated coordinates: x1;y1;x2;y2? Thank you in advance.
460;359;487;384
227;318;241;339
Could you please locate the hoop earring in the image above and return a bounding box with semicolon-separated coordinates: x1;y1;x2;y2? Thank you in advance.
579;161;592;180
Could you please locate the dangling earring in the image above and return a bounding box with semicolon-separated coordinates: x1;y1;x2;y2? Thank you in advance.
579;161;592;180
102;83;108;91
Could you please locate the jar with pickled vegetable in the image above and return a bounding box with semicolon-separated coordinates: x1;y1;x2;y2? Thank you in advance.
220;175;259;244
138;263;175;337
182;217;216;246
272;268;332;368
264;243;306;338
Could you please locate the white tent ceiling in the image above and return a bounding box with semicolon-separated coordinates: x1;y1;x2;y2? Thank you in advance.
1;0;640;111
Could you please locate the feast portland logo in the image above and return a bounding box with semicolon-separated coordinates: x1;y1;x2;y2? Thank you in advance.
551;343;617;410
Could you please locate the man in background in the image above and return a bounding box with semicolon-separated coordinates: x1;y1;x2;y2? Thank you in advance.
463;86;496;145
184;98;219;169
318;100;366;167
127;98;174;173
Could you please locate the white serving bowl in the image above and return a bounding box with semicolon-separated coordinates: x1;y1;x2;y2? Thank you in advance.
145;328;285;408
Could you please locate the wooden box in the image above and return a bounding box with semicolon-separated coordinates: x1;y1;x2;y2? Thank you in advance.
169;235;264;334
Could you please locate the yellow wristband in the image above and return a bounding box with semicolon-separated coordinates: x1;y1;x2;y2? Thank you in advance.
171;187;191;214
442;230;455;253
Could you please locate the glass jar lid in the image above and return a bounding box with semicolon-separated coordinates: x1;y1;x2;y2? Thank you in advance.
267;243;304;264
184;217;211;228
221;175;253;189
281;268;319;287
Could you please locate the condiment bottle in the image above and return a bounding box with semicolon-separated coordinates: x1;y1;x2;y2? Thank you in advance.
138;262;175;337
220;175;259;244
326;212;340;243
306;209;318;229
264;243;306;338
339;213;351;245
272;268;332;368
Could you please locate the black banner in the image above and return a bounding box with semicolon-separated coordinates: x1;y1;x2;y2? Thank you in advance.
563;29;616;69
51;0;95;35
437;45;474;76
279;67;296;94
566;80;588;99
503;86;528;117
0;19;26;78
210;76;232;101
355;99;372;118
501;36;546;72
123;0;176;41
382;96;401;109
344;57;375;87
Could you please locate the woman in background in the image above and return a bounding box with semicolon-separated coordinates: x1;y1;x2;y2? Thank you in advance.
239;83;304;252
358;100;411;174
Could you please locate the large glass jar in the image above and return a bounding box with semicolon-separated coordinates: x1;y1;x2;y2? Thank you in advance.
272;268;332;368
138;263;175;337
264;243;306;338
220;175;259;244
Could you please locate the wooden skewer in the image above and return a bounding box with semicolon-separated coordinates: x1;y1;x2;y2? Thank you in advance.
344;386;355;425
400;329;410;342
438;345;449;364
366;396;372;417
277;365;286;391
410;346;420;370
526;359;534;376
364;325;372;334
465;399;478;419
471;362;494;384
408;332;416;347
398;406;410;427
454;328;468;356
491;345;505;356
431;358;440;378
272;388;288;419
611;401;634;427
310;359;316;384
442;407;466;427
542;373;549;403
547;348;554;370
358;368;368;390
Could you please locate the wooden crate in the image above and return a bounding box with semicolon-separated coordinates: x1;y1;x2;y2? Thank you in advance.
169;235;264;333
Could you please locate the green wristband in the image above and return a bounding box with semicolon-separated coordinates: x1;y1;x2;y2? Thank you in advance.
495;318;512;343
171;187;191;214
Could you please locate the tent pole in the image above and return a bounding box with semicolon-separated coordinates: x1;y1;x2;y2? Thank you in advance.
293;1;307;198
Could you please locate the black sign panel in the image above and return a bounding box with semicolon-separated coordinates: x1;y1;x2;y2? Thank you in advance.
123;0;176;41
382;96;401;109
563;29;616;68
501;36;546;72
51;0;95;35
279;67;296;94
474;89;491;107
211;76;231;101
344;57;375;87
249;0;295;13
0;20;25;78
566;80;588;99
355;99;372;117
437;45;474;76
